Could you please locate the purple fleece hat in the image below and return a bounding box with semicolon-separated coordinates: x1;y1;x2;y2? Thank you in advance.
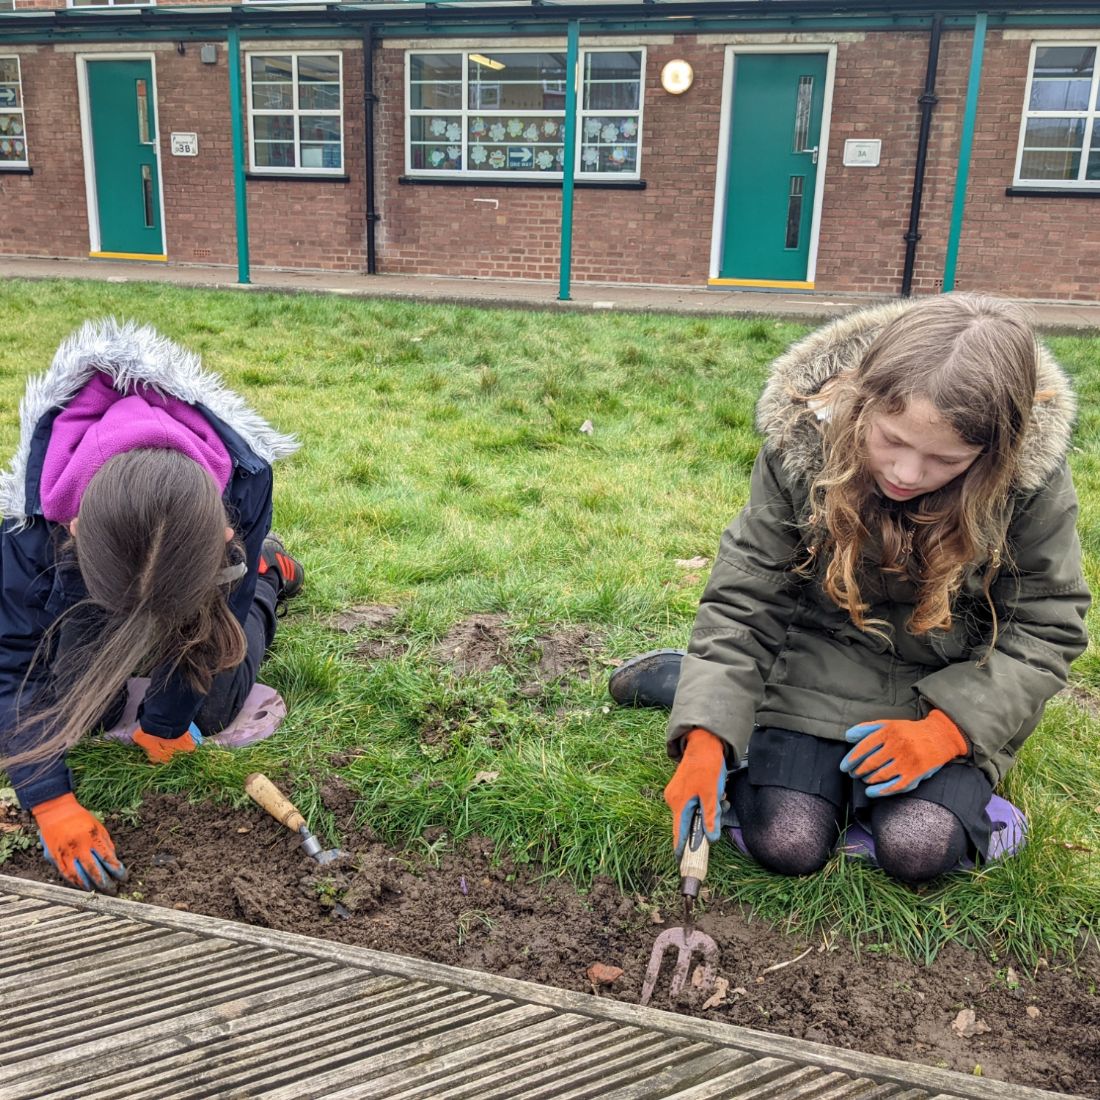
39;374;232;523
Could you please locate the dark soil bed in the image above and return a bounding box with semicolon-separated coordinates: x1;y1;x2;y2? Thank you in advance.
5;789;1098;1096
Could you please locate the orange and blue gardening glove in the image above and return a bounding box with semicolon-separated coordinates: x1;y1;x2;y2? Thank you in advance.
840;709;969;798
131;722;203;765
32;792;127;893
664;727;729;858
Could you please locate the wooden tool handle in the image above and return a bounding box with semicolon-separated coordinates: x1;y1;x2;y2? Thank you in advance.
679;809;710;883
244;773;306;833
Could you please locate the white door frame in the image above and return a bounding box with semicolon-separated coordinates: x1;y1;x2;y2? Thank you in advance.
76;52;168;258
708;43;837;287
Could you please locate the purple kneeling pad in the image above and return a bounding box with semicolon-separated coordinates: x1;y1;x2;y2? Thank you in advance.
102;678;287;749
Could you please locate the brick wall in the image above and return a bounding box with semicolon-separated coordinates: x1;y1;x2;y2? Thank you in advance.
2;23;1098;300
0;48;91;258
375;39;727;286
0;41;368;271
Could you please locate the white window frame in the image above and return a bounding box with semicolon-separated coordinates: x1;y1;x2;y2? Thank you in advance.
246;51;344;176
0;55;28;169
1013;40;1100;189
405;46;646;182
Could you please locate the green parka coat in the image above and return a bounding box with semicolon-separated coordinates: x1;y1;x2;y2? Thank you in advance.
667;300;1091;787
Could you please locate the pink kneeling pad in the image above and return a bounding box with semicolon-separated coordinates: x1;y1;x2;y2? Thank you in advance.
102;678;287;749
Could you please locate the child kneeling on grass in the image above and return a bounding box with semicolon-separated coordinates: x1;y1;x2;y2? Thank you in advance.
0;320;304;892
611;293;1090;884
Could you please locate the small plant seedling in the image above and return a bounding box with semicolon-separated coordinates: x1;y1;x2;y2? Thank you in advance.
456;909;493;946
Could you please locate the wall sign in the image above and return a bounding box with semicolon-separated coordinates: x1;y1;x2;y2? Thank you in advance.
171;132;198;157
843;139;881;167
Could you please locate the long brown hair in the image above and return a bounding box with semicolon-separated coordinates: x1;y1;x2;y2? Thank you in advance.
4;448;246;771
802;293;1039;639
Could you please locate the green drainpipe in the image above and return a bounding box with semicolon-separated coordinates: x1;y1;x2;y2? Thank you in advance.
227;25;251;285
942;12;987;293
558;19;580;301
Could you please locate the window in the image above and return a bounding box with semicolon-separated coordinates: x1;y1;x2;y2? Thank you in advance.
247;52;343;174
406;48;644;180
0;56;28;169
67;0;155;7
1015;43;1100;188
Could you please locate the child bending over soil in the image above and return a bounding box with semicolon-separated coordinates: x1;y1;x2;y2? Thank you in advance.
611;294;1090;883
0;320;304;892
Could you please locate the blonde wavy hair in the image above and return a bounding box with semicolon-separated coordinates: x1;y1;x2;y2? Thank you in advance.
801;293;1040;641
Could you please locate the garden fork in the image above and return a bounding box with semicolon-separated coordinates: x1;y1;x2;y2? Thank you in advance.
640;808;720;1005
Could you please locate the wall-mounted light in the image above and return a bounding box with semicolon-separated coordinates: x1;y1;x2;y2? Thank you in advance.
176;42;186;56
660;59;694;95
469;53;506;71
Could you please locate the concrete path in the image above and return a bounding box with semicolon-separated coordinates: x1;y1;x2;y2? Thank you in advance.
2;255;1098;333
1;874;1085;1100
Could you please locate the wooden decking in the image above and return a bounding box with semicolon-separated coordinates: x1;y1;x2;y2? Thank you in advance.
0;874;1081;1100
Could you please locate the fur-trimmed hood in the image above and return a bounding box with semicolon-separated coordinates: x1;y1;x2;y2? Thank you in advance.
756;299;1077;494
0;318;299;522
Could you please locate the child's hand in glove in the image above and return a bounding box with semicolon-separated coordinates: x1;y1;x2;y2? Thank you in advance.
841;710;968;797
663;728;729;857
32;793;127;892
132;721;203;764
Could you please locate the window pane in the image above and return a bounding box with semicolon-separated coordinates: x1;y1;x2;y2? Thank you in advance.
253;115;295;142
251;56;293;83
470;114;560;142
412;115;464;144
1020;148;1082;179
252;84;292;111
584;51;641;110
409;116;462;170
1088;127;1100;180
0;130;26;161
254;142;296;168
469;141;561;172
470;52;567;112
300;115;340;143
0;57;20;86
410;53;462;110
299;83;339;111
580;115;639;173
301;143;342;170
1023;116;1086;149
1029;46;1095;111
298;56;338;83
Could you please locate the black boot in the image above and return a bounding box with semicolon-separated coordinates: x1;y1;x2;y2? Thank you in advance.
259;534;305;608
608;649;685;709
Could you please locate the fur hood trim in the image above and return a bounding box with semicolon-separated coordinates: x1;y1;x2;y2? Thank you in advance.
0;318;299;521
756;299;1076;494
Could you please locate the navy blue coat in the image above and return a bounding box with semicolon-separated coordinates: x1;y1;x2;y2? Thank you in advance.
1;403;274;810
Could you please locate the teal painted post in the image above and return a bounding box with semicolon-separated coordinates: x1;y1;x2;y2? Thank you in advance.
943;13;987;292
558;19;580;301
227;25;251;285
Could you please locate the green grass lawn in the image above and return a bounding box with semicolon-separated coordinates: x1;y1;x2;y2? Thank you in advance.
1;277;1097;966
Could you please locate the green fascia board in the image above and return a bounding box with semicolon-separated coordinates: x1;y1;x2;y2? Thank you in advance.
4;4;1100;43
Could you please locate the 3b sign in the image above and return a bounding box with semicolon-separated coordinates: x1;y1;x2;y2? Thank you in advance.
171;132;198;157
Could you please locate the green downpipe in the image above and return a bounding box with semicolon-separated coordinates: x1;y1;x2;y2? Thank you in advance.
227;25;251;285
943;12;986;292
558;19;580;301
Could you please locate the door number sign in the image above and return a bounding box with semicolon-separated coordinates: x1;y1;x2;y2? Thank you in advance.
170;132;198;156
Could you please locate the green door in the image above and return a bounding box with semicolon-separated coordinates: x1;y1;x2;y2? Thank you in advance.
720;53;827;285
86;60;164;257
